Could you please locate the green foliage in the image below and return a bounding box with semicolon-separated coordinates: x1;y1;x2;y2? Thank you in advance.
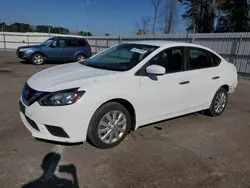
179;0;216;33
179;0;250;33
216;0;250;32
78;31;92;36
0;22;71;34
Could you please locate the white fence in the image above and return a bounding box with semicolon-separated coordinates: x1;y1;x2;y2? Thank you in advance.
1;32;250;77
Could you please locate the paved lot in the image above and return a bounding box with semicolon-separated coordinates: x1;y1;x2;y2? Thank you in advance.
0;52;250;188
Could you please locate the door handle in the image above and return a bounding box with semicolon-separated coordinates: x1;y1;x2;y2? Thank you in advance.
212;76;220;80
179;81;190;85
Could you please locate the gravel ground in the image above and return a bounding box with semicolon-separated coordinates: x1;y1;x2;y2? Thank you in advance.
0;51;250;188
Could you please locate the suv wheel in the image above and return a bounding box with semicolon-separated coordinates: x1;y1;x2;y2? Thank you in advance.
76;54;86;62
87;102;131;149
31;53;45;65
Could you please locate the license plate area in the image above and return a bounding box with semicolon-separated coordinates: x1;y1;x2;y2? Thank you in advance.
19;101;26;114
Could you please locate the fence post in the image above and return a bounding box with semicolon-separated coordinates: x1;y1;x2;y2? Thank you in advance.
27;35;29;46
192;33;195;43
234;34;243;66
95;39;97;54
186;33;189;43
106;38;109;49
3;30;6;50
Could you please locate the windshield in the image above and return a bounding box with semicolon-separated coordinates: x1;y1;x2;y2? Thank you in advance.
40;38;54;46
81;43;158;71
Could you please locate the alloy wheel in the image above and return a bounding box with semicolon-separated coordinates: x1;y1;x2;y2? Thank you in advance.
97;110;127;144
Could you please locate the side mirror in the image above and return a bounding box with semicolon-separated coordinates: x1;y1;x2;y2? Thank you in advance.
146;65;166;75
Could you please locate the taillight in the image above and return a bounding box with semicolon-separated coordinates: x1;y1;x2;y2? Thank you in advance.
88;46;91;51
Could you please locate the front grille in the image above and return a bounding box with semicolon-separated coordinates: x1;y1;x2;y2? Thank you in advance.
22;83;45;106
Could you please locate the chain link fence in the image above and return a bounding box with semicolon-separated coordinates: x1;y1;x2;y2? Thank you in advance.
1;32;250;78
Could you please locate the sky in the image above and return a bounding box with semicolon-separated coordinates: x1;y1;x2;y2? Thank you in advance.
0;0;187;36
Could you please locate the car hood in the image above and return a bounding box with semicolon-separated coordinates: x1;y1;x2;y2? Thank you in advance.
27;62;120;91
18;45;42;49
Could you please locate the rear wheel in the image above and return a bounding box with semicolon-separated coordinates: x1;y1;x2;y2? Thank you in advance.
87;102;131;149
76;54;86;62
31;53;45;65
206;88;228;117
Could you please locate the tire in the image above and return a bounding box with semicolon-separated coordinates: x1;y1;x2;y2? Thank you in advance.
206;87;228;117
87;102;131;149
75;54;86;62
31;53;45;65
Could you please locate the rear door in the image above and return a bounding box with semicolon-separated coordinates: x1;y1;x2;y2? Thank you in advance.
186;47;222;111
62;39;78;60
77;39;92;57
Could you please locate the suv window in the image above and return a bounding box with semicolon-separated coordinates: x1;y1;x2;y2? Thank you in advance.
66;39;77;47
187;48;220;70
78;40;87;47
148;47;184;73
51;39;67;48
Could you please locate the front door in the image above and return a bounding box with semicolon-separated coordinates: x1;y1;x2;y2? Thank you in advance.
137;47;191;125
48;39;67;60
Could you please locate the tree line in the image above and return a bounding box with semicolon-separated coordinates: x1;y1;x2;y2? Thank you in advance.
136;0;250;35
0;22;92;36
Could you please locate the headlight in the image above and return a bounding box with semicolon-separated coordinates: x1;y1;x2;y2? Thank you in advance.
39;88;85;106
19;48;30;52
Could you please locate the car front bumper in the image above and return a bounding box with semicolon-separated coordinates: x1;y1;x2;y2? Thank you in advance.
16;50;32;60
19;98;95;143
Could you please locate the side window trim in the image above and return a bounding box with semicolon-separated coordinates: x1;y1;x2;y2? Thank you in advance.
135;46;186;76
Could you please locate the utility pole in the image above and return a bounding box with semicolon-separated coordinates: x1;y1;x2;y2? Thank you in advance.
86;0;90;38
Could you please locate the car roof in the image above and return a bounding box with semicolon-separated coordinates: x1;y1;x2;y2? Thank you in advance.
126;40;211;50
52;36;86;40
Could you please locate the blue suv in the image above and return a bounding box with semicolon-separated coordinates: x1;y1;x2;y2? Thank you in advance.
16;37;92;65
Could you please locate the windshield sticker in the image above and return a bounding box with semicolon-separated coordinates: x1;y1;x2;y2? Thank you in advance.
130;48;148;54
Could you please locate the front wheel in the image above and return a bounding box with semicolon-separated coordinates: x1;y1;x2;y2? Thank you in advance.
206;88;228;117
87;102;131;149
31;53;45;65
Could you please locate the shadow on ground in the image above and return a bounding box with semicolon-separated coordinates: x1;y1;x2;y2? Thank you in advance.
22;152;79;188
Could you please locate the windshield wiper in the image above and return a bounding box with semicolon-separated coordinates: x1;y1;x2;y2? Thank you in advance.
84;64;108;70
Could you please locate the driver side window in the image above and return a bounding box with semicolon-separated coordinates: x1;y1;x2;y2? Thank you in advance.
148;47;184;73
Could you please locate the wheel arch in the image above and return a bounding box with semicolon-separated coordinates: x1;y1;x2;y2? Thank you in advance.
75;52;87;59
100;98;136;131
31;51;46;59
220;84;229;93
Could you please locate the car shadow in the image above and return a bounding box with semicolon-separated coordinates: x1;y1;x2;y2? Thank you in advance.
137;111;207;130
35;138;83;146
19;60;77;65
21;152;80;188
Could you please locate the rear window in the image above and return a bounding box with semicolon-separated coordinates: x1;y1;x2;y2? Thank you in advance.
78;40;87;47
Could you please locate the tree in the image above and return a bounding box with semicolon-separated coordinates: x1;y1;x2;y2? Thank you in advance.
159;0;177;33
179;0;216;33
216;0;250;32
136;16;151;35
151;0;162;34
105;33;110;36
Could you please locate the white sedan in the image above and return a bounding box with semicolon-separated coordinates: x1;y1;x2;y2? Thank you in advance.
19;41;238;149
